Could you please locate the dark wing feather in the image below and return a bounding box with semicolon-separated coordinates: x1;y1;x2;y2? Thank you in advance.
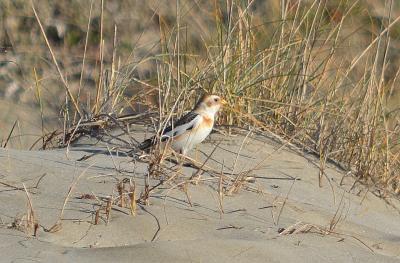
138;111;199;149
162;111;199;135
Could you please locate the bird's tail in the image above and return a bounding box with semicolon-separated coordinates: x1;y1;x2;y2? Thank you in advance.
125;137;155;157
138;137;155;150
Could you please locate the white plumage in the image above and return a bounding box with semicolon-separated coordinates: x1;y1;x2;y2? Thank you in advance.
139;94;227;155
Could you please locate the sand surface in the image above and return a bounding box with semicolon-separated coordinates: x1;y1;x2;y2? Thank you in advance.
1;127;399;262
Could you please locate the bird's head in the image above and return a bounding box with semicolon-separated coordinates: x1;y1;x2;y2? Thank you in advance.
195;94;227;116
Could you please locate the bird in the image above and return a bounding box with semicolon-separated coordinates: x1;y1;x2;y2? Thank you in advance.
138;94;227;155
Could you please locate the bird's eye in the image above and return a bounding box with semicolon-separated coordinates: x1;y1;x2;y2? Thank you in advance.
214;98;219;102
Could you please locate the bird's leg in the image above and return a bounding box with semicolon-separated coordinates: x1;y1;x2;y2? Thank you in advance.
179;149;197;168
175;149;185;178
194;146;199;163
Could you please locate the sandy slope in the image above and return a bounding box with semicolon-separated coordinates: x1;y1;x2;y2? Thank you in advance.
0;129;399;262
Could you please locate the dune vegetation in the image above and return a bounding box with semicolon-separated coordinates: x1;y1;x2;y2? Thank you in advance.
1;0;399;195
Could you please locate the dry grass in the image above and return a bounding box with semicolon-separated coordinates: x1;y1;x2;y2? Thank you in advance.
278;191;373;252
6;184;39;236
44;164;92;233
1;0;399;196
1;2;400;244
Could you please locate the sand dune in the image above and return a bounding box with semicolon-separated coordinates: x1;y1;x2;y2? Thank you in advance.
1;129;399;262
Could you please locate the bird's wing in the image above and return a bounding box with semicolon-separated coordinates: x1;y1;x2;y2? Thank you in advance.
161;111;201;141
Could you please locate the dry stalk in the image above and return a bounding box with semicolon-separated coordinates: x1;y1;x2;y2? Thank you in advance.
30;0;81;117
190;141;222;184
276;178;296;226
21;183;39;236
94;209;100;225
129;179;137;216
117;181;126;208
218;161;225;215
94;0;105;115
46;164;93;233
105;195;113;225
139;175;151;206
181;182;193;207
2;119;17;148
279;220;374;253
329;191;348;232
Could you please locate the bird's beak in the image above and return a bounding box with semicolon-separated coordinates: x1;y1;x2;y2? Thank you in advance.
220;98;227;105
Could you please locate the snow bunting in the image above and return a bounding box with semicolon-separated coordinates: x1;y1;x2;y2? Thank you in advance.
139;94;227;155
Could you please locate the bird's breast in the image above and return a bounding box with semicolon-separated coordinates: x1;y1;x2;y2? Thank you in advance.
190;115;214;143
201;115;214;129
169;114;214;153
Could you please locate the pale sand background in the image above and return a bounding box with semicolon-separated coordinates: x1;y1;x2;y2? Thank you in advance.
0;128;399;262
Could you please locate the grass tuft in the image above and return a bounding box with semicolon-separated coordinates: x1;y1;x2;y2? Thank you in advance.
1;0;399;195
